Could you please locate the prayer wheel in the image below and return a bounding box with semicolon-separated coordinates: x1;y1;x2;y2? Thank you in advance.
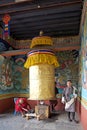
29;64;55;100
24;32;59;100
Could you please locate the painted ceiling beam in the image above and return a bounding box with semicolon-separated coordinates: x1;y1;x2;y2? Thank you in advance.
0;45;80;57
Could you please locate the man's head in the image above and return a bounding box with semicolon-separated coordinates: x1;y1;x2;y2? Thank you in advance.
19;99;24;104
67;80;72;87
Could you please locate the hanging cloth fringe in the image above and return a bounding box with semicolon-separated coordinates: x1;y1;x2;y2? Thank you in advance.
30;36;53;48
24;50;59;68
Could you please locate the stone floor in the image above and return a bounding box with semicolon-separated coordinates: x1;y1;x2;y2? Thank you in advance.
0;112;84;130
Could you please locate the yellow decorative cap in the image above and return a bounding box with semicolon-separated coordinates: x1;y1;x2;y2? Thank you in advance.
30;31;53;48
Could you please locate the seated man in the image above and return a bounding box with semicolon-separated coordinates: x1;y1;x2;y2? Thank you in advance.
15;98;31;117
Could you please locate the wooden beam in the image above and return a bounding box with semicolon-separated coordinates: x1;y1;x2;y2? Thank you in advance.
0;0;82;8
0;10;81;23
0;0;33;7
0;49;30;56
10;21;79;30
10;16;80;26
0;1;82;15
11;29;79;35
0;47;80;57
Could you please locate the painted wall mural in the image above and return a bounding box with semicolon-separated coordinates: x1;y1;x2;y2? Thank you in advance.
0;55;29;99
0;38;12;52
78;11;87;110
55;51;79;96
0;36;79;99
0;50;78;99
14;36;80;50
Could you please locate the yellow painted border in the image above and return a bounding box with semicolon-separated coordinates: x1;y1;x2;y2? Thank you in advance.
0;93;29;100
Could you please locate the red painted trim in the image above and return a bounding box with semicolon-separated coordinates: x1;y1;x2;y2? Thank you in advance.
0;98;14;113
77;100;87;130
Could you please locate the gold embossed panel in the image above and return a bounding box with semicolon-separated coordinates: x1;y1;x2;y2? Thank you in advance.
29;64;55;100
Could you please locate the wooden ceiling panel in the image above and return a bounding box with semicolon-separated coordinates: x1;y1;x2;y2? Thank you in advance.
0;0;83;40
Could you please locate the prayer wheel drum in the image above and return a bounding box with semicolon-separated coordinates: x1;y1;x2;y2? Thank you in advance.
29;64;55;100
24;34;59;100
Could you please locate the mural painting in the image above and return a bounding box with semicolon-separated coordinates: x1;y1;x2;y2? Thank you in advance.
55;51;79;97
0;55;29;99
0;34;79;100
78;12;87;109
0;50;78;100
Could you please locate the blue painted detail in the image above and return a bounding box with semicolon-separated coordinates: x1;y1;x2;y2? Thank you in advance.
0;38;13;52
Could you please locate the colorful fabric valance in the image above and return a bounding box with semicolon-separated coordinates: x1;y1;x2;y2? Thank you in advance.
24;49;59;68
30;36;53;48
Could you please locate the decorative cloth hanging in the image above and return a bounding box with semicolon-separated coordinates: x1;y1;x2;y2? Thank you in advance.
30;35;53;48
2;14;11;39
24;49;59;68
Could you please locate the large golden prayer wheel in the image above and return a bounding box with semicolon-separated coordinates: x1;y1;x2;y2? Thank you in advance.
29;64;55;100
24;33;59;100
